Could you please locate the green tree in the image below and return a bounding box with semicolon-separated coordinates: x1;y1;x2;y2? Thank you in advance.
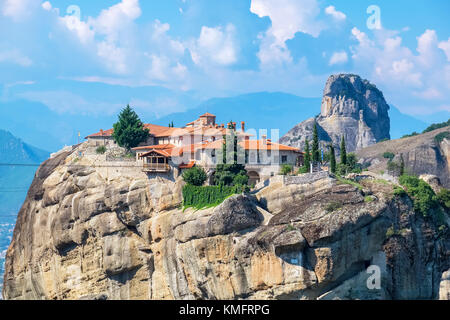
312;122;320;163
214;128;248;186
340;135;347;165
329;144;336;173
182;167;207;186
280;164;293;175
112;105;149;150
303;138;311;171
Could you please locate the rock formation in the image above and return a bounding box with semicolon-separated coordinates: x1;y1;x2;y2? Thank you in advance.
280;74;390;153
3;142;449;300
356;126;450;189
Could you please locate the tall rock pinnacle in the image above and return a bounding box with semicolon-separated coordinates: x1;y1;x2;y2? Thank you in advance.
280;74;390;153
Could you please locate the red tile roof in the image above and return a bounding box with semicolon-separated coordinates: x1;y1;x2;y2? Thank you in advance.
199;112;216;117
132;144;175;151
85;123;172;139
179;161;196;169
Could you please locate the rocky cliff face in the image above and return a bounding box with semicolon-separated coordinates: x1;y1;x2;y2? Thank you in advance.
280;74;390;152
2;143;449;300
356;126;450;189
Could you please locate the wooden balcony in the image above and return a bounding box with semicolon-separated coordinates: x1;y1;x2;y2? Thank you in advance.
143;163;170;172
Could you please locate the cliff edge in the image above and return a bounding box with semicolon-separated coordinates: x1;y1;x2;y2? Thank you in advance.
3;142;450;300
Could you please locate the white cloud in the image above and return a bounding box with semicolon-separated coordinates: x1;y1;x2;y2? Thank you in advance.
59;15;95;44
90;0;141;42
325;6;346;21
190;24;238;66
1;0;36;20
350;27;450;115
329;51;348;65
41;1;52;11
438;38;450;62
251;0;324;66
0;48;32;67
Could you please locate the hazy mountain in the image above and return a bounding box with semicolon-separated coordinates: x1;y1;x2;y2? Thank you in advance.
389;105;429;139
155;92;321;138
0;92;436;152
0;129;49;298
0;129;49;214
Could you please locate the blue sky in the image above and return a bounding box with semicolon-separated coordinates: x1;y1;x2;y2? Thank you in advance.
0;0;449;123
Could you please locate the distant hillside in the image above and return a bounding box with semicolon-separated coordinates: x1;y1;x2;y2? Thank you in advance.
356;126;450;188
0;129;49;214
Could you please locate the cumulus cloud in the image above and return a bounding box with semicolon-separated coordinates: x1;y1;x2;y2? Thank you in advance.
41;1;52;11
329;51;348;65
325;6;346;21
350;26;450;115
1;0;37;20
189;24;238;66
0;48;32;67
251;0;324;66
438;38;450;61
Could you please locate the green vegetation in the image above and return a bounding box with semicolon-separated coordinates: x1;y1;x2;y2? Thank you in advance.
393;187;407;197
280;164;293;175
182;167;207;186
286;224;296;231
96;145;106;154
401;132;419;139
312;122;320;163
423;119;450;133
326;201;343;213
182;184;245;210
402;118;449;139
437;188;450;209
383;152;395;161
329;144;336;174
214;126;248;186
340;135;347;165
379;138;390;142
399;175;439;218
435;131;450;143
336;175;363;190
299;138;311;174
112;105;150;150
168;121;175;128
364;196;375;203
385;226;395;239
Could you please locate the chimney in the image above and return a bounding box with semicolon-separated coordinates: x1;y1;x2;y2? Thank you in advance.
232;122;236;130
241;121;245;132
100;129;104;136
262;134;267;144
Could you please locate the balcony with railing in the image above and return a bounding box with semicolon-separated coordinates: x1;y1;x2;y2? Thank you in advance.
143;163;170;172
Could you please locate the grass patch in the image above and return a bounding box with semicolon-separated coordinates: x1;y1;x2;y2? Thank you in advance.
364;196;375;202
336;175;363;190
326;201;343;213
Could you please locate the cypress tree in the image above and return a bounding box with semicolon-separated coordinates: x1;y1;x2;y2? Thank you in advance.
304;138;311;170
329;144;336;173
312;122;320;163
340;135;347;165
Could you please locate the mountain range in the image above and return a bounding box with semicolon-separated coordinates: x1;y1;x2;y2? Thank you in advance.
0;91;433;153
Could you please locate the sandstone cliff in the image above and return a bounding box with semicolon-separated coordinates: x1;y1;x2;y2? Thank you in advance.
356;126;450;189
2;143;449;300
280;74;390;152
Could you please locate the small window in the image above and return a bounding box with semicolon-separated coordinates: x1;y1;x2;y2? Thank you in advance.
281;155;288;163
